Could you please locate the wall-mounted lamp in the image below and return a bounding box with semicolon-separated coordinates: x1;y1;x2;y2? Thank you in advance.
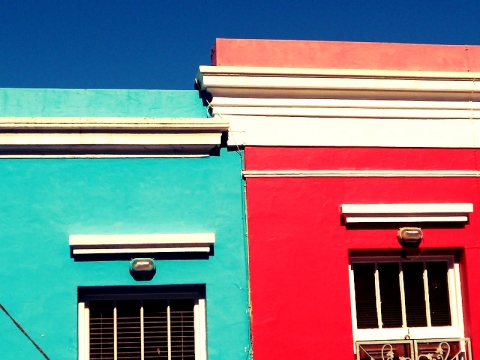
130;258;156;280
398;227;423;247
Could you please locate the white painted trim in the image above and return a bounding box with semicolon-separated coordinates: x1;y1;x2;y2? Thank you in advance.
243;170;480;178
198;65;480;80
0;117;228;156
78;301;86;360
216;106;480;119
195;298;207;360
342;203;473;214
198;66;480;100
342;203;473;224
72;247;212;255
211;97;480;110
69;233;215;255
201;75;478;98
213;105;480;119
453;263;465;338
227;116;480;148
0;117;228;130
198;66;480;148
350;256;465;342
0;133;221;145
346;216;468;223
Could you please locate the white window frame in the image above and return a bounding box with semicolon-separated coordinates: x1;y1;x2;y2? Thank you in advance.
349;255;465;342
78;290;207;360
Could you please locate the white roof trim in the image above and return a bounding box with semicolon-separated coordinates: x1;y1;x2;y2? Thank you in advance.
341;203;473;224
0;117;228;156
198;65;480;80
69;233;215;255
197;66;480;148
198;66;480;100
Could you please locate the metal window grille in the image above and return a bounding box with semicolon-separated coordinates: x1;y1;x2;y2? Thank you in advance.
356;338;472;360
352;260;452;330
88;298;195;360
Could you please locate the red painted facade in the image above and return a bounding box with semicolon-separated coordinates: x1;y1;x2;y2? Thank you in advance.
245;147;480;358
208;39;480;358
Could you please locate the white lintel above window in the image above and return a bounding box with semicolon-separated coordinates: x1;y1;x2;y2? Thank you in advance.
341;203;473;223
69;233;215;255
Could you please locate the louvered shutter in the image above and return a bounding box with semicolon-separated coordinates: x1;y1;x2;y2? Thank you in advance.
403;262;428;327
116;300;142;359
352;259;453;331
89;300;115;360
88;297;197;360
170;299;195;360
143;299;168;359
426;261;452;326
378;262;403;328
353;263;378;329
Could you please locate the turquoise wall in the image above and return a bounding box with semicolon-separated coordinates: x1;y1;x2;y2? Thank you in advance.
0;88;207;117
0;89;249;359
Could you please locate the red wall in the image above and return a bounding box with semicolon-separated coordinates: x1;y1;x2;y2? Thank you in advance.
245;147;480;359
212;38;480;71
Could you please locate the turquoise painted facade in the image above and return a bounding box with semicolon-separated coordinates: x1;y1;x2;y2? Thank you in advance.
0;89;250;359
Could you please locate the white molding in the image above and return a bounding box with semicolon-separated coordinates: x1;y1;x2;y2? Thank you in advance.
0;117;228;130
211;97;480;110
198;66;480;100
69;233;215;255
198;65;480;80
197;66;480;148
0;117;228;156
341;203;473;224
78;301;86;360
243;170;480;178
216;106;480;119
226;116;480;148
211;97;480;119
346;216;468;223
0;133;221;145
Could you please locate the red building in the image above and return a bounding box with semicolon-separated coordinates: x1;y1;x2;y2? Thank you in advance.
198;39;480;359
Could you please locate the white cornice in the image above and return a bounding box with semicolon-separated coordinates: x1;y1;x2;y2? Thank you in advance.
0;117;227;130
198;66;479;101
210;98;480;119
198;66;480;79
197;66;480;148
0;117;228;156
341;203;473;224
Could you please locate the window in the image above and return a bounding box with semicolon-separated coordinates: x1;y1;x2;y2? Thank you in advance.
349;256;464;342
78;286;207;360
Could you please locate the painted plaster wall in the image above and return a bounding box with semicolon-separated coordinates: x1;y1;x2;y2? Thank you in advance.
245;147;480;359
0;88;206;117
0;89;250;359
212;38;480;71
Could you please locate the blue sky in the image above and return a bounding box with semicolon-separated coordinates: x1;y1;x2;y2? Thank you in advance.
1;0;479;90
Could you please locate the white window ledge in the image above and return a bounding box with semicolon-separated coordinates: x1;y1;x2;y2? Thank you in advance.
69;233;215;255
341;203;473;224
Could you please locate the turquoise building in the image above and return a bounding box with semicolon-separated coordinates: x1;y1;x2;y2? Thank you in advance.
0;89;250;359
